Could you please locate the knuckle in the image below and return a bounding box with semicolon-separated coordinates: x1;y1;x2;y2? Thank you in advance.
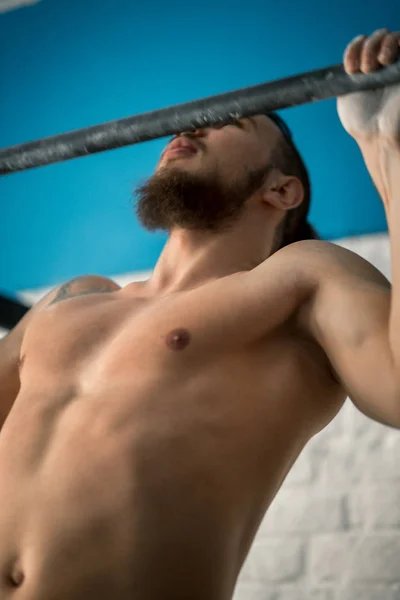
379;34;400;60
363;37;378;52
345;43;362;65
362;51;378;67
351;34;366;46
372;27;389;36
379;45;394;58
362;39;381;62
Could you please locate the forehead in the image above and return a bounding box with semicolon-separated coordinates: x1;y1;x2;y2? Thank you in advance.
249;114;283;150
252;114;283;137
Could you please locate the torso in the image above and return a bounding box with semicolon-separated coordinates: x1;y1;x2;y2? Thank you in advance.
0;272;345;600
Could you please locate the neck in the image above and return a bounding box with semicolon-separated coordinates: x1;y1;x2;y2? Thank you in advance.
146;207;280;295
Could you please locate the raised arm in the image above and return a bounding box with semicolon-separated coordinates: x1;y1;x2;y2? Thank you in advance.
0;275;120;430
295;240;400;428
296;29;400;428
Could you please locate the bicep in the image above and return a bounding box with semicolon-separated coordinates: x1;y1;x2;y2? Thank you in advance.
302;245;400;428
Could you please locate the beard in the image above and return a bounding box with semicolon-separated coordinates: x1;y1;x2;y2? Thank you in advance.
134;162;271;233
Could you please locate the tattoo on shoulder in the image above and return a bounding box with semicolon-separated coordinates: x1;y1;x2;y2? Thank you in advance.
49;278;119;307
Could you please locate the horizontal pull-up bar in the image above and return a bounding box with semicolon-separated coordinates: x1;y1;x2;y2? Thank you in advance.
1;60;399;176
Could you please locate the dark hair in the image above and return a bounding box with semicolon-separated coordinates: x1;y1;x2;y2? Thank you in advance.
267;113;319;253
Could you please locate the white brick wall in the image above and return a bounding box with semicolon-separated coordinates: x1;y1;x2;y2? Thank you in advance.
3;233;399;599
234;235;400;599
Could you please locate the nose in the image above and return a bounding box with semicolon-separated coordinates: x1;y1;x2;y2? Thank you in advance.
180;127;207;139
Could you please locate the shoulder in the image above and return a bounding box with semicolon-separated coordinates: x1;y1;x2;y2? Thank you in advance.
287;240;391;359
273;240;391;388
7;274;120;345
266;239;391;356
275;239;390;291
65;275;120;289
49;274;121;306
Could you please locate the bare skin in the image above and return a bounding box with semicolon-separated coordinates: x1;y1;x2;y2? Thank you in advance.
0;29;399;599
0;259;346;600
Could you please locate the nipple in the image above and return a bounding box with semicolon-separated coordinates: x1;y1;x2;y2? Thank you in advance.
165;328;191;351
8;564;24;587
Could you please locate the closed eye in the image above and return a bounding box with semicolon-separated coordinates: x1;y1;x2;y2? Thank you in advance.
213;118;244;130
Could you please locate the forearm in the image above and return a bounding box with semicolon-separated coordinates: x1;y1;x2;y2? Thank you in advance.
359;138;400;365
358;138;400;212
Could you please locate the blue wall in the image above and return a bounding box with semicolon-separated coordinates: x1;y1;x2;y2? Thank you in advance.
1;0;398;292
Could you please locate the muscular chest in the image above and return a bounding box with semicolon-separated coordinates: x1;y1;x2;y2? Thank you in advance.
14;286;342;479
18;283;339;422
19;286;246;384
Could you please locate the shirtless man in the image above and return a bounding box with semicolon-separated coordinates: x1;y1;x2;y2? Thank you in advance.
0;29;399;599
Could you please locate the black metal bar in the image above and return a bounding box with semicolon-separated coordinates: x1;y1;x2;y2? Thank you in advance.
1;60;399;176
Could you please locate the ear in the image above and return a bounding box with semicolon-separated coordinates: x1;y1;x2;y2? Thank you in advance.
261;173;304;212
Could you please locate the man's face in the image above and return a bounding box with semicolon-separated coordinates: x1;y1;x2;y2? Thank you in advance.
134;115;282;232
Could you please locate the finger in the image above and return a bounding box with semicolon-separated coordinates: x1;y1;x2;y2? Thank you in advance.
378;31;400;65
344;34;367;74
361;28;389;73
